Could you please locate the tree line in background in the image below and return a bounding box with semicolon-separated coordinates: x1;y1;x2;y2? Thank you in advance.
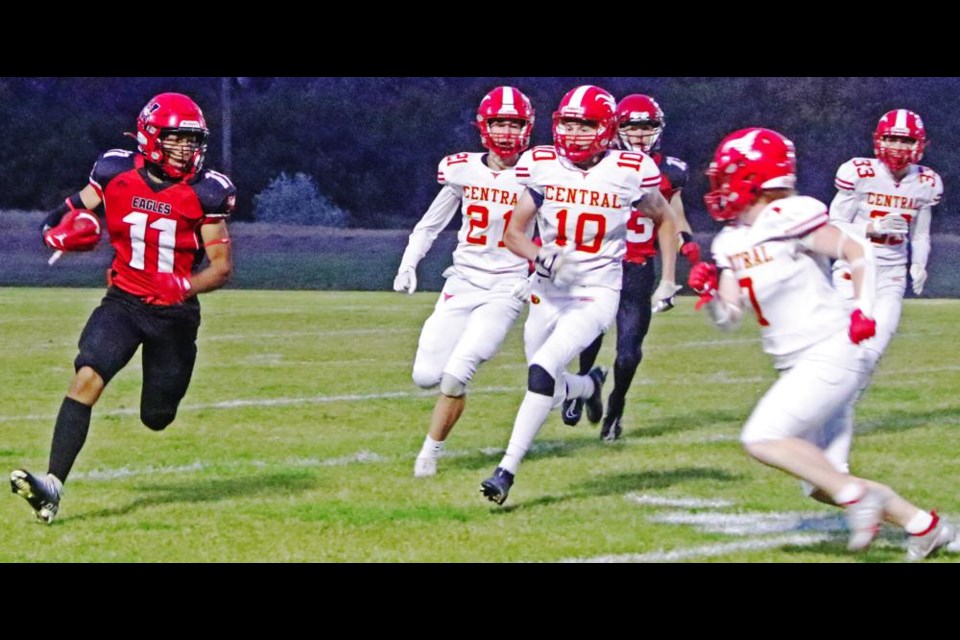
1;77;956;232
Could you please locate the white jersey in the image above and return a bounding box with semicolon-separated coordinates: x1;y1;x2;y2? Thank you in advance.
830;157;942;267
712;195;849;368
516;146;661;290
398;152;532;287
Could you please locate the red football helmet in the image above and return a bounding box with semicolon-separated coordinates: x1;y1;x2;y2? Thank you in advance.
616;94;665;153
704;128;797;222
134;92;209;180
873;109;927;172
552;85;618;164
476;86;535;158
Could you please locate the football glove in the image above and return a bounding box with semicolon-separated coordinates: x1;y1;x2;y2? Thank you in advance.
678;231;701;265
910;263;927;296
651;280;682;314
688;261;719;310
849;309;876;345
871;214;909;236
43;209;101;253
145;273;192;306
510;275;535;302
393;266;417;294
534;245;577;286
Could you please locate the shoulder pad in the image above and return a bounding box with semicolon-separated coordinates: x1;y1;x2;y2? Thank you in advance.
90;149;136;189
193;169;237;216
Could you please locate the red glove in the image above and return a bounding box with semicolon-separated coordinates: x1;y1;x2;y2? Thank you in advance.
145;273;192;306
43;209;101;252
678;232;701;265
688;261;718;310
849;309;876;345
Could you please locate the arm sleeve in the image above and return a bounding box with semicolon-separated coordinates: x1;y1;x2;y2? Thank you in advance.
41;193;86;229
398;184;463;271
910;206;932;269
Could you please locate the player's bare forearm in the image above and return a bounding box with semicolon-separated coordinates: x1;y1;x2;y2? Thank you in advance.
503;190;539;261
656;212;678;283
669;192;693;234
642;190;678;282
189;223;233;296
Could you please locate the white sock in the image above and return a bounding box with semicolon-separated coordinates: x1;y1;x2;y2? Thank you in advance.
833;482;865;506
500;392;555;474
562;372;594;401
905;510;935;535
419;435;444;459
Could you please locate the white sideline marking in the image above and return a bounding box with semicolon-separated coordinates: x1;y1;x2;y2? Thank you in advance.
77;462;206;480
72;450;388;480
0;386;524;423
626;494;735;509
648;510;846;536
562;533;833;563
206;328;411;342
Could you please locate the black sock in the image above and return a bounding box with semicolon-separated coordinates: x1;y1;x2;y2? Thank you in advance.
578;335;603;375
48;397;92;483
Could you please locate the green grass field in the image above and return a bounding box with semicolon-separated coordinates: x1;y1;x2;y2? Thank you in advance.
1;288;958;563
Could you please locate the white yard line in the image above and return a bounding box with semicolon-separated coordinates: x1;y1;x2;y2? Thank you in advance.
561;533;833;563
0;386;524;423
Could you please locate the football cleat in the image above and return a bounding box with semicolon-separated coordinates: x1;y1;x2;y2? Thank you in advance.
480;467;515;506
844;488;886;551
561;398;584;427
585;367;608;424
413;456;437;479
600;415;623;442
10;469;61;524
906;512;957;561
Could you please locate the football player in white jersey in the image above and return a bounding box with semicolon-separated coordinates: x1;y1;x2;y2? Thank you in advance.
830;109;943;380
561;93;698;441
393;87;537;478
689;127;955;559
479;85;678;506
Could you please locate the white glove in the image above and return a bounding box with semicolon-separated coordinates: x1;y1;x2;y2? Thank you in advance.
871;214;909;236
393;266;417;294
510;275;535;302
910;263;928;295
651;280;683;313
534;245;578;287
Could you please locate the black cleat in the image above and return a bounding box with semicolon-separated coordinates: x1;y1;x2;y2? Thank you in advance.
480;467;515;505
561;398;584;426
10;469;60;524
600;415;623;442
585;367;608;424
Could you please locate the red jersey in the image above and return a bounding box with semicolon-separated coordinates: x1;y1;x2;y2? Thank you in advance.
624;152;688;264
89;150;235;299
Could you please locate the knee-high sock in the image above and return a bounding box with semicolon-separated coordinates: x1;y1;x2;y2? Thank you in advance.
48;397;92;483
606;356;641;421
578;335;603;375
500;392;555;475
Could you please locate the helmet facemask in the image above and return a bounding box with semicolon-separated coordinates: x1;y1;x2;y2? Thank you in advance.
479;117;532;159
618;119;663;153
873;109;927;173
476;86;535;159
134;93;209;180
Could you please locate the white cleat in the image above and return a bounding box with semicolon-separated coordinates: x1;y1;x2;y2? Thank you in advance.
845;488;886;552
906;514;957;561
413;456;437;478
